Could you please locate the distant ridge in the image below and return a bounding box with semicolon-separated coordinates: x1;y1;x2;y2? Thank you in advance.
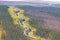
0;1;60;7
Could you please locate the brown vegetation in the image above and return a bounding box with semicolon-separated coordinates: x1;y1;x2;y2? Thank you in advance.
0;24;7;40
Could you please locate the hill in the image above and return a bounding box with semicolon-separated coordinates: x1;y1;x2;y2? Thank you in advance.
0;5;60;40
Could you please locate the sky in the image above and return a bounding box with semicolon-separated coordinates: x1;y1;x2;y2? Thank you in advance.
1;0;60;2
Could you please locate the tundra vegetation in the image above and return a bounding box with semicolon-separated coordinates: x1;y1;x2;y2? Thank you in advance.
0;5;60;40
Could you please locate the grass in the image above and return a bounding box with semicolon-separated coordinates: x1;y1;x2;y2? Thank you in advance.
0;5;60;40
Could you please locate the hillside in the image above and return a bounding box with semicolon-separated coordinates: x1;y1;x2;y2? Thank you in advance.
0;5;60;40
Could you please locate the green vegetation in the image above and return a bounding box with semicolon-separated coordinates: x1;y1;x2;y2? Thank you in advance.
0;5;60;40
28;16;60;40
0;5;27;40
